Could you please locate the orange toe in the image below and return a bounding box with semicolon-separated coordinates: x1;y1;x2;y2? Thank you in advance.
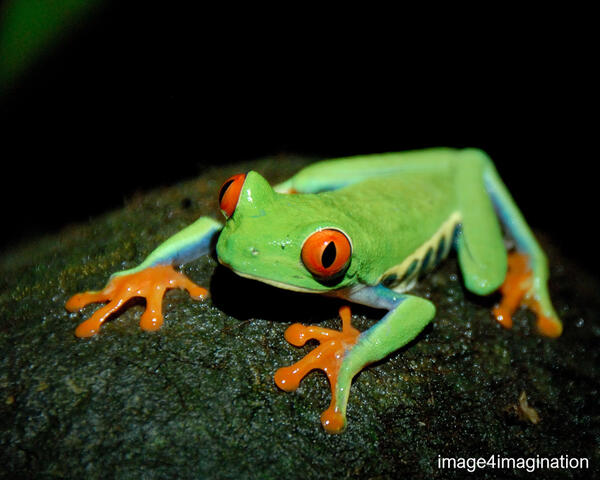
68;265;207;337
274;306;360;433
493;252;562;337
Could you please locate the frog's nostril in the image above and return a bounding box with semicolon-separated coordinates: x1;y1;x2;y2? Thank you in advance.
250;247;259;256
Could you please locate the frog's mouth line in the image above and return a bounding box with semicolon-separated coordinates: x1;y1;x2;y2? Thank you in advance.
230;269;326;294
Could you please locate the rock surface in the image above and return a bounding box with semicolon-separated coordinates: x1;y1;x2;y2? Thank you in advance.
1;157;598;479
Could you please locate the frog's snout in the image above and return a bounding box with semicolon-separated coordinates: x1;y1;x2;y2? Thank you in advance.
216;233;260;270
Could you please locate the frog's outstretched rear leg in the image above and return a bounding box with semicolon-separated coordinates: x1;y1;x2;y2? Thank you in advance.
457;149;562;337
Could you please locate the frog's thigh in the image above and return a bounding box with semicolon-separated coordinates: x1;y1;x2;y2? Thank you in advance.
274;149;454;193
455;151;507;295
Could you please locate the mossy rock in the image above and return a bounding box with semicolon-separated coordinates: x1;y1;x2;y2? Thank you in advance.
0;157;598;479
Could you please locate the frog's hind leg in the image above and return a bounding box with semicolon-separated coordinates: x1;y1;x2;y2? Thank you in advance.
456;149;562;337
273;148;456;193
454;151;508;297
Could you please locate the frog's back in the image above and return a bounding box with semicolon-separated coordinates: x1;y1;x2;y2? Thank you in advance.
320;168;460;288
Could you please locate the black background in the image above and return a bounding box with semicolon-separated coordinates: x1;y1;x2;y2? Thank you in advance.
0;4;592;272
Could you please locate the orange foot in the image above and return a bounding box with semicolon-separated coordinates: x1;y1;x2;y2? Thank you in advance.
492;252;561;337
274;306;360;433
66;265;207;338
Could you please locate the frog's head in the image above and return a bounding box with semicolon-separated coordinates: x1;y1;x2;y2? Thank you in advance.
215;171;357;293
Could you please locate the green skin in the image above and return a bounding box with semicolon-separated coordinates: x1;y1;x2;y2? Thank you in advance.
94;148;560;431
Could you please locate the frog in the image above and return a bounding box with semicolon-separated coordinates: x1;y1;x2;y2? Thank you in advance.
65;148;562;433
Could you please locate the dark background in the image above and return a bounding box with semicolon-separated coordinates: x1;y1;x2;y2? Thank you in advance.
0;4;592;272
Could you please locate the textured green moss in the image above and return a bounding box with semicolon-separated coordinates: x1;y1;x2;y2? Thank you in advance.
1;157;598;479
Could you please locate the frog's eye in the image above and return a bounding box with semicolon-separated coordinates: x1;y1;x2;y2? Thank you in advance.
219;173;246;218
301;229;352;279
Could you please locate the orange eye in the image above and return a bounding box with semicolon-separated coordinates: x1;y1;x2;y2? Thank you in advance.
301;229;352;279
219;173;246;218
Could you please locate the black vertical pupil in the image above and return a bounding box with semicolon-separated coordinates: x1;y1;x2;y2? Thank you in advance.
219;180;234;204
321;241;337;268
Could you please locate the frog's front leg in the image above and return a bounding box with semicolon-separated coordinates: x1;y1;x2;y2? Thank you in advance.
275;286;435;433
66;216;222;337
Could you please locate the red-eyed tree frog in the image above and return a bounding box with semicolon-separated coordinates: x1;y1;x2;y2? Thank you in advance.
66;148;562;433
